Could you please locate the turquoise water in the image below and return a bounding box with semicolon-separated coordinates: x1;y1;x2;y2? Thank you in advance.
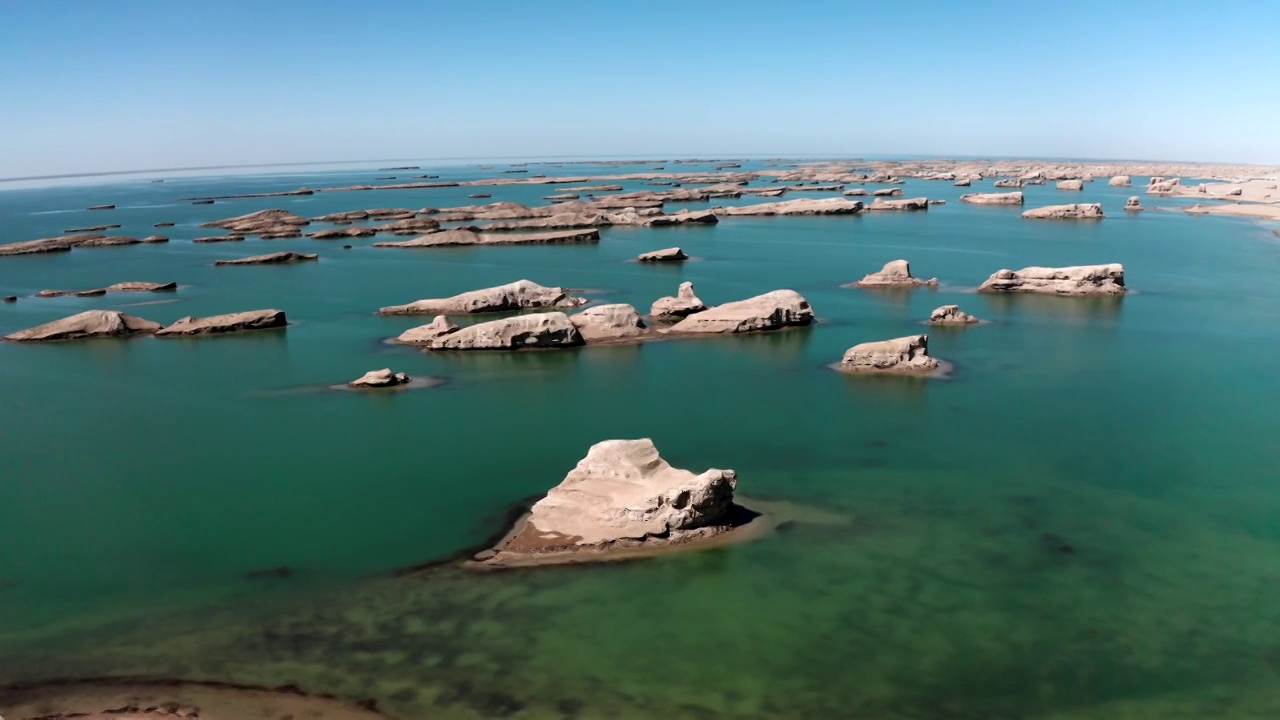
2;161;1280;718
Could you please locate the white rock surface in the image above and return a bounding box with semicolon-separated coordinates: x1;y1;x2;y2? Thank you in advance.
378;279;586;315
1021;203;1104;219
570;304;648;343
397;312;584;350
854;259;937;287
649;282;707;321
667;290;814;334
837;335;940;374
4;310;161;342
928;305;979;325
978;264;1126;295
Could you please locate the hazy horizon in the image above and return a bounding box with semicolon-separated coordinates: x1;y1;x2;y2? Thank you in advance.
4;0;1279;177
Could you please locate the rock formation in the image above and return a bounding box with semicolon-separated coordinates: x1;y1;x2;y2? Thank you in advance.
1056;179;1084;191
954;179;971;187
993;178;1023;188
714;197;864;216
1109;175;1132;186
637;247;688;262
960;191;1024;205
396;312;585;350
977;264;1126;295
928;305;979;325
868;197;929;211
872;188;904;197
35;281;176;297
667;290;813;334
155;309;288;336
477;438;741;563
1147;178;1181;194
79;236;141;247
310;227;377;239
4;310;161;342
643;210;719;227
842;188;869;196
378;280;586;315
650;282;707;321
1125;196;1144;211
853;259;937;287
836;335;940;374
570;304;649;343
373;228;600;247
214;251;318;265
1021;203;1104;220
347;368;411;388
0;234;107;256
201;209;310;235
141;234;169;243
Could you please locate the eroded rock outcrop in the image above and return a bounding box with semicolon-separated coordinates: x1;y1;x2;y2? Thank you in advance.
836;335;940;374
201;209;310;235
35;281;177;297
714;198;864;216
79;235;141;247
960;191;1024;205
396;312;584;350
378;280;586;316
872;188;904;197
643;210;719;227
373;228;600;247
0;234;103;257
868;197;928;211
348;368;411;388
650;282;707;321
4;310;161;342
155;309;288;336
853;259;937;287
928;305;979;325
637;247;688;262
1021;203;1104;219
667;290;813;334
977;264;1126;295
993;178;1023;188
477;438;741;563
1109;175;1132;187
1125;196;1144;211
214;251;318;265
570;304;648;343
1056;179;1084;191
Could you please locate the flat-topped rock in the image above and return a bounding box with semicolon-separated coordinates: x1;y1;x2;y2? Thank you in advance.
140;234;169;243
928;305;979;325
155;309;288;336
650;281;707;321
1056;179;1084;191
373;228;600;247
853;259;937;287
1109;175;1132;186
348;368;411;388
993;178;1023;188
154;222;175;227
87;204;115;210
214;251;318;266
868;197;928;211
643;210;719;227
961;191;1024;205
397;312;585;350
1125;196;1144;211
954;179;971;187
35;281;177;298
842;188;869;196
4;310;162;342
1;234;102;256
372;217;441;235
193;235;244;243
571;304;648;343
714;198;864;216
1147;178;1181;194
201;209;310;234
667;290;813;334
478;438;741;563
837;335;940;374
872;188;904;197
79;235;141;247
378;279;586;316
978;264;1126;295
310;227;377;239
637;247;688;262
1021;203;1104;219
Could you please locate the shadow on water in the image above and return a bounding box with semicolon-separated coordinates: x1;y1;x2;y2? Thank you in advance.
978;293;1125;322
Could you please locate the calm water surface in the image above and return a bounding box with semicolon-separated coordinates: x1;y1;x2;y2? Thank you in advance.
2;161;1279;719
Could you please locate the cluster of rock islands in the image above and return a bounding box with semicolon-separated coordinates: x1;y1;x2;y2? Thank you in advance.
9;155;1267;566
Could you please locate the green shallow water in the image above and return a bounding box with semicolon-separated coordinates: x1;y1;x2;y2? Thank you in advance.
2;162;1280;718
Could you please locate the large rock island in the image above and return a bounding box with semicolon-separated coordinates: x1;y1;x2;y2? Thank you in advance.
977;264;1126;295
378;280;587;315
396;312;585;350
474;438;756;567
835;335;942;374
1021;203;1104;220
851;259;937;288
666;290;813;334
155;309;288;336
4;310;161;342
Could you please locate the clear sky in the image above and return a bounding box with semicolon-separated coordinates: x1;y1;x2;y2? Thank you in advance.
3;0;1279;177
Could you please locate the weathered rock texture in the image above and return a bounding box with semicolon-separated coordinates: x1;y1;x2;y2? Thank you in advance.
960;192;1025;205
977;264;1126;295
854;259;937;288
650;282;707;321
570;304;649;343
1125;196;1144;211
373;228;600;247
713;198;864;216
1021;203;1104;219
482;438;740;559
155;309;288;336
214;252;318;266
378;280;586;316
868;197;929;211
637;247;688;262
1056;179;1084;191
4;310;161;342
1109;176;1132;187
348;368;411;388
396;312;585;350
837;335;940;374
35;282;176;298
928;305;980;325
667;290;813;334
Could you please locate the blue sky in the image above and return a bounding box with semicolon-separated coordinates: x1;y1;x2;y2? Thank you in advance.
3;0;1279;176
